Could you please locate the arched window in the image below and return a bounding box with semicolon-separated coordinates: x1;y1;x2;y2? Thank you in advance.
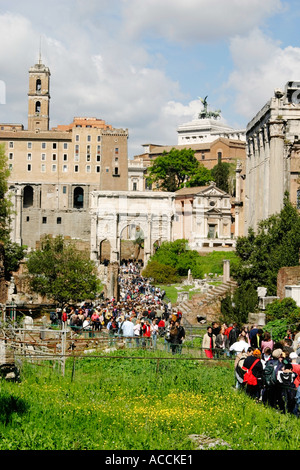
23;185;34;208
35;101;41;113
36;79;41;92
73;187;84;209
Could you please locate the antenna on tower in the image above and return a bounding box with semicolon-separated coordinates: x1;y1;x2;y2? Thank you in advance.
38;36;42;65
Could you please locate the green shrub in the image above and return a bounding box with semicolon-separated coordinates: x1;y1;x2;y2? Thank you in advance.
141;260;179;284
264;318;290;343
265;297;300;325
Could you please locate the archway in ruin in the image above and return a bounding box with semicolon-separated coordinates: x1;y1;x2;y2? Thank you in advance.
120;224;145;264
99;239;111;265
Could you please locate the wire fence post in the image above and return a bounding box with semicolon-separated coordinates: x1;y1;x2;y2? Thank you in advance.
71;355;76;382
61;324;66;376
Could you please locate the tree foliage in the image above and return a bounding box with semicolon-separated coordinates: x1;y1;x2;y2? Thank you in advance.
0;144;25;278
265;297;300;325
221;284;258;325
147;148;212;191
0;144;12;243
3;240;26;277
210;160;237;194
26;235;101;307
141;260;179;284
149;239;202;276
232;194;300;295
184;163;212;188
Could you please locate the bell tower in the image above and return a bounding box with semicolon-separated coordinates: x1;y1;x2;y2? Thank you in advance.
28;54;50;131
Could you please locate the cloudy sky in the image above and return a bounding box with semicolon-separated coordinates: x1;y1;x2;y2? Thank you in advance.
0;0;300;157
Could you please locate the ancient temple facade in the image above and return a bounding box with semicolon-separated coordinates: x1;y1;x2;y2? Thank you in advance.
245;82;300;232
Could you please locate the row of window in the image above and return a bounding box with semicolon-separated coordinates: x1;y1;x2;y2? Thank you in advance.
12;163;102;173
8;138;105;149
9;153;103;162
26;216;63;224
24;186;85;209
8;139;120;150
10;163;120;175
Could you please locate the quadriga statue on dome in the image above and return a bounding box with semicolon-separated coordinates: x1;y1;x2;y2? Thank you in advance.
198;96;221;120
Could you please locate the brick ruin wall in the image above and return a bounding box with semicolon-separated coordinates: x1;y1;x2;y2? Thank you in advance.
277;266;300;299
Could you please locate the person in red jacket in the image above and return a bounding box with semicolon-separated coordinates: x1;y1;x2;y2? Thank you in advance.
62;310;68;326
142;320;151;348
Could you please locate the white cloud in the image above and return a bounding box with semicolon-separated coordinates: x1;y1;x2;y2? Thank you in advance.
121;0;283;43
0;10;187;156
0;1;292;158
226;29;300;120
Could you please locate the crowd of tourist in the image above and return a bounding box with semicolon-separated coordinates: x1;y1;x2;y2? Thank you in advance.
51;260;300;416
201;321;300;417
52;260;186;354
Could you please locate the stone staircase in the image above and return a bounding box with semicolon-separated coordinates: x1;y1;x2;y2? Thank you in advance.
177;279;238;326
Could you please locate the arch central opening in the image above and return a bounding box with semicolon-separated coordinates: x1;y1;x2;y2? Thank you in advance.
120;224;144;266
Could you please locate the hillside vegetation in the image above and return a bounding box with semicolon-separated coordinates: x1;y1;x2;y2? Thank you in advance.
0;351;299;450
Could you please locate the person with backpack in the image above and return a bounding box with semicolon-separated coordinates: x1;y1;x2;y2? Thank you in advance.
108;317;118;346
276;359;297;414
262;348;284;407
242;348;264;399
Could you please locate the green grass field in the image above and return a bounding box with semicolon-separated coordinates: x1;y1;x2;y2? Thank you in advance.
1;246;291;451
0;349;299;450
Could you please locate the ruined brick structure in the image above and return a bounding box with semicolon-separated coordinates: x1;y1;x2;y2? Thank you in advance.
277;265;300;300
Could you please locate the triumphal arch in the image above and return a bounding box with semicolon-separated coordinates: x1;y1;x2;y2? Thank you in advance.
90;190;175;266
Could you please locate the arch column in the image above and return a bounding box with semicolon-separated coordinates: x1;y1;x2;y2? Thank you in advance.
90;214;98;261
143;215;152;266
110;214;120;263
